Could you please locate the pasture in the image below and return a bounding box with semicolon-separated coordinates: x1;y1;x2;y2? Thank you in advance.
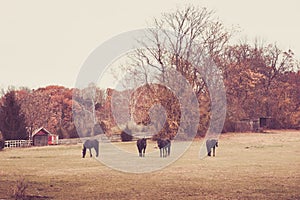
0;131;299;199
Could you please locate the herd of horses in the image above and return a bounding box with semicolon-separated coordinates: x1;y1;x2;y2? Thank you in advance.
136;138;171;158
82;138;218;158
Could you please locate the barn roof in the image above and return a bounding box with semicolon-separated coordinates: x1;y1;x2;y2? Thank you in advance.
32;127;54;137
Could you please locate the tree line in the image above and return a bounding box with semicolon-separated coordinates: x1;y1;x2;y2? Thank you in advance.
0;5;299;143
117;5;300;137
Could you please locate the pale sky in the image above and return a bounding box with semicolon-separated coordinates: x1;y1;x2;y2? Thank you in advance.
0;0;299;89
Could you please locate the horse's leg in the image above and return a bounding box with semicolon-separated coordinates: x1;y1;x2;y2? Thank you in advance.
143;147;145;157
89;148;92;157
96;148;99;157
166;146;168;156
138;147;142;157
208;148;211;156
213;146;215;157
82;147;86;158
206;140;211;156
94;147;99;157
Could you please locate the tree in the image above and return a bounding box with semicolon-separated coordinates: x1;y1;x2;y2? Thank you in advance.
120;5;231;136
0;131;4;150
18;86;80;139
0;90;27;140
73;83;106;138
221;41;299;130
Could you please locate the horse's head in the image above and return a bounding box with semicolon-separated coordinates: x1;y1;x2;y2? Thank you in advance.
157;139;162;148
215;140;218;147
142;138;147;146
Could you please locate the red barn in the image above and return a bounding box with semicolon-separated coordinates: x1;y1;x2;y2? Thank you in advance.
32;127;59;146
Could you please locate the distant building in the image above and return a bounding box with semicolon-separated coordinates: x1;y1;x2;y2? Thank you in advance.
235;118;260;132
32;127;59;146
235;117;271;133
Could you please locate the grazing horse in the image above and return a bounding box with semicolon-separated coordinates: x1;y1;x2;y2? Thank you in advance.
136;138;147;157
157;139;171;157
206;139;218;157
82;139;99;158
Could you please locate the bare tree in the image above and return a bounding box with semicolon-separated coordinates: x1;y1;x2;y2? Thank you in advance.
129;6;232;93
119;5;231;137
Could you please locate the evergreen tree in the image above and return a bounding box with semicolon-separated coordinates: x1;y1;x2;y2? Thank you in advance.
0;91;27;140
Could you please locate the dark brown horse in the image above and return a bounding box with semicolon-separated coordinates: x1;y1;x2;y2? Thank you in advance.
136;138;147;157
157;139;171;157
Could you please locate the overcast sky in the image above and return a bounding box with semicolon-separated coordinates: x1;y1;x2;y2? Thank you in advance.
0;0;299;89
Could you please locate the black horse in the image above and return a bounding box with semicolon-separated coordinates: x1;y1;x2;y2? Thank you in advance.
136;138;147;157
206;139;218;157
82;139;99;158
157;139;171;157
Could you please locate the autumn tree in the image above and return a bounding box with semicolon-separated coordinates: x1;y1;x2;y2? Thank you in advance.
73;83;106;137
0;90;27;140
221;41;299;130
120;5;231;137
0;131;4;149
269;71;300;128
18;86;78;139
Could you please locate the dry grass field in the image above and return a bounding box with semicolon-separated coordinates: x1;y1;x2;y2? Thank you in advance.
0;130;300;199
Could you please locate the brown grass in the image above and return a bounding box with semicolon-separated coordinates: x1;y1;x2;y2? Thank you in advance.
0;130;299;199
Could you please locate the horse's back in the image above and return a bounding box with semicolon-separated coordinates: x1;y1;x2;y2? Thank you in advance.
206;139;217;146
157;139;170;148
84;139;99;148
137;138;147;149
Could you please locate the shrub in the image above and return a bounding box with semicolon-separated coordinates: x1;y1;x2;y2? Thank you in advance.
12;177;28;200
0;140;4;150
121;126;133;142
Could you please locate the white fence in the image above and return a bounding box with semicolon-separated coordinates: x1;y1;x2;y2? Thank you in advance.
4;140;33;148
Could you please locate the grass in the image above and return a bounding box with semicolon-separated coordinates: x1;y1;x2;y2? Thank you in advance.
0;130;299;199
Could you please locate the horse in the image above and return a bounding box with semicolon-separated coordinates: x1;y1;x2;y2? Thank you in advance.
82;139;99;158
157;139;171;157
136;138;147;157
206;139;218;157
